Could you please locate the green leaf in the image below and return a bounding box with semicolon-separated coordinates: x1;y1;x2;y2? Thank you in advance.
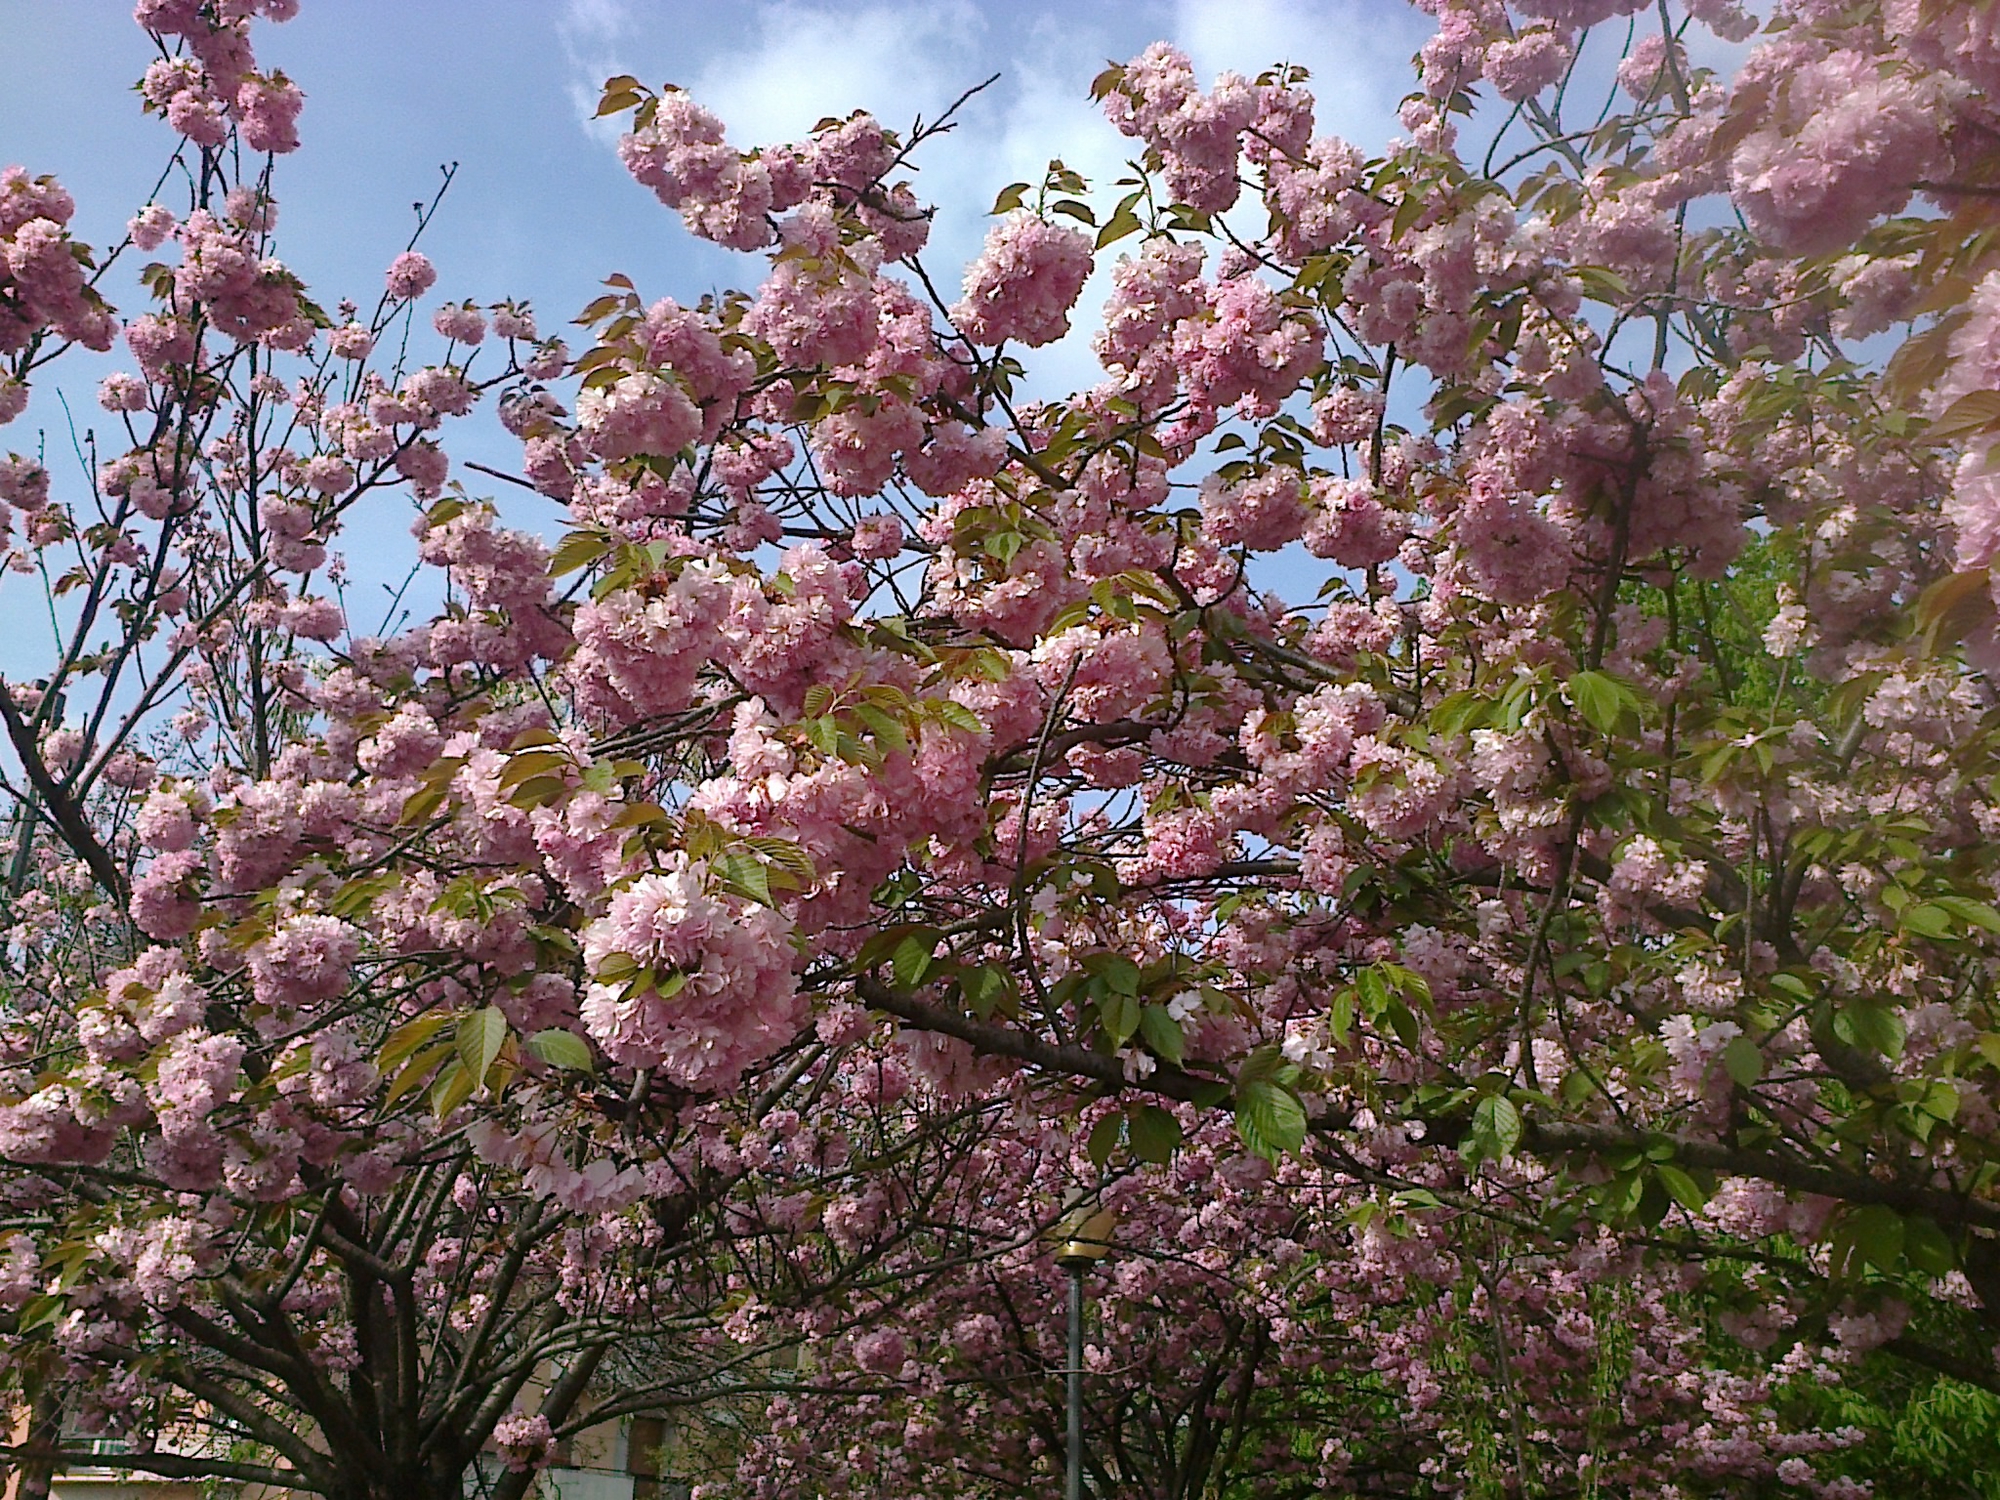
1095;207;1143;249
1722;1034;1764;1088
1927;388;2000;444
1465;1094;1522;1163
961;964;1015;1020
430;1058;476;1119
713;849;774;907
379;1011;451;1074
1100;954;1142;995
933;701;985;734
1383;999;1421;1051
990;181;1031;215
1236;1079;1307;1160
1574;264;1631;303
1902;903;1955;941
1836;1000;1907;1062
1568;670;1626;734
1356;965;1390;1019
1932;895;2000;934
1916;1079;1959;1124
1904;1216;1957;1276
1654;1163;1707;1212
384;1040;452;1107
549;530;609;577
1138;1005;1185;1066
1769;971;1815;1000
1086;1111;1123;1168
399;783;450;827
16;1294;64;1333
456;1006;508;1086
526;1029;594;1072
1850;1203;1905;1273
1128;1103;1182;1164
1327;988;1356;1048
1235;1041;1286;1088
1101;991;1141;1047
891;930;940;990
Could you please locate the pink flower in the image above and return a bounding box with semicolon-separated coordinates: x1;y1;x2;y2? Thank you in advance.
493;1414;555;1474
1484;30;1571;103
384;250;437;301
852;1328;908;1376
247;913;362;1009
128;203;177;250
432;302;486;345
1304;479;1404;570
131;848;203;939
1104;44;1259;213
136;787;198;851
327;321;374;360
951;213;1094;347
1454;479;1573;605
575;372;701;462
1729;48;1949;256
236;72;303;154
1201;470;1310;552
98;372;149;412
579;855;804;1090
850;513;906;560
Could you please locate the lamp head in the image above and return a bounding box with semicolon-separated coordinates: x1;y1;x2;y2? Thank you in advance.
1053;1207;1117;1270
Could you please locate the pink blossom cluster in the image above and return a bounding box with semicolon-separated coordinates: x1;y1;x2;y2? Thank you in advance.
1727;45;1950;255
0;167;116;372
618;93;813;252
950;212;1094;348
1102;43;1259;213
580;856;805;1089
134;0;303;154
173;208;313;346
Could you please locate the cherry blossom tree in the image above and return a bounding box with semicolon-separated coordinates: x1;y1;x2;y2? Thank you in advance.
693;1105;1897;1499
7;0;2000;1497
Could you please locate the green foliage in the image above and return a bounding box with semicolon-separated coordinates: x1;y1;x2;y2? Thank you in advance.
1792;1361;2000;1498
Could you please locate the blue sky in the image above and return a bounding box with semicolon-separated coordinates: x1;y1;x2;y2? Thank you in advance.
0;0;1432;669
1;0;1431;392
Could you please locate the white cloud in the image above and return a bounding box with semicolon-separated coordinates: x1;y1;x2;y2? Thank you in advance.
558;0;639;141
561;0;634;39
687;0;986;145
1174;0;1425;147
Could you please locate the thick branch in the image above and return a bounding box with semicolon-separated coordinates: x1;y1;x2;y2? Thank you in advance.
856;976;1223;1105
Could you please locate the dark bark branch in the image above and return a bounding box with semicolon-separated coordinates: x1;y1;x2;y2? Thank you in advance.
857;976;1225;1105
1522;1119;2000;1234
0;684;128;902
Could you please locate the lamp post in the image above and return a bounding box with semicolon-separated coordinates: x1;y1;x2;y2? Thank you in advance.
1053;1208;1115;1500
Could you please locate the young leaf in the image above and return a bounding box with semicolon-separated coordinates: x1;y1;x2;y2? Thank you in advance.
1086;1111;1123;1167
1567;670;1626;734
1236;1079;1307;1160
1721;1034;1764;1088
526;1029;594;1072
456;1006;508;1086
891;929;941;990
1138;1005;1185;1066
1465;1094;1522;1162
1128;1103;1182;1164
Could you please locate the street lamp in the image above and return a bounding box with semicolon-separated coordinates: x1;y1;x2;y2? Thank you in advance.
1053;1208;1116;1500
